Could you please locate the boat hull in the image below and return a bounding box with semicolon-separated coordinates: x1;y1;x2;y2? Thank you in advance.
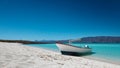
56;43;92;55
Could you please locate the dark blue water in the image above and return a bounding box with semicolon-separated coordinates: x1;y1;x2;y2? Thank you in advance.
27;43;120;62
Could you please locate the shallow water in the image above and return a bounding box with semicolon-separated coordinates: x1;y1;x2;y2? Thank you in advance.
27;43;120;63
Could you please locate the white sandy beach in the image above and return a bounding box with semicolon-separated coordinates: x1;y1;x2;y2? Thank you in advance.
0;42;120;68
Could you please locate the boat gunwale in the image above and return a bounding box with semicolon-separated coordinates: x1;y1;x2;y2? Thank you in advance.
56;43;91;49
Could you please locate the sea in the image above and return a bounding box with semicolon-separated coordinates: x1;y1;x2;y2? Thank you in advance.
27;43;120;64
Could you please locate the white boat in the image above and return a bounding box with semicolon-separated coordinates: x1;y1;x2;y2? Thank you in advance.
56;43;92;55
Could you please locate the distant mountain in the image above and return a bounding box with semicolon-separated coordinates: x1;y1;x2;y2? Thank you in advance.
0;36;120;44
75;36;120;43
39;40;69;43
39;36;120;43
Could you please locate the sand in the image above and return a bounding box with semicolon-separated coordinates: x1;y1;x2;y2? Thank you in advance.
0;42;120;68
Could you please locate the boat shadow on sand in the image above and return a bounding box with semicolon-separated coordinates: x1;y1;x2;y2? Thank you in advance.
61;51;96;56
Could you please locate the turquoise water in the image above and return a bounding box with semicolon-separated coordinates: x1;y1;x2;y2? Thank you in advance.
27;43;120;63
73;43;120;62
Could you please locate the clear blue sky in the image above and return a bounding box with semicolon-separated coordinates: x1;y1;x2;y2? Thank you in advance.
0;0;120;40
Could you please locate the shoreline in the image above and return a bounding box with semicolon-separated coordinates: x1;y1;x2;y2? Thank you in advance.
27;43;120;65
0;42;120;68
83;56;120;65
30;45;120;65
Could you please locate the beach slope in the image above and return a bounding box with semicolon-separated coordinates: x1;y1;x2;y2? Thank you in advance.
0;42;120;68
